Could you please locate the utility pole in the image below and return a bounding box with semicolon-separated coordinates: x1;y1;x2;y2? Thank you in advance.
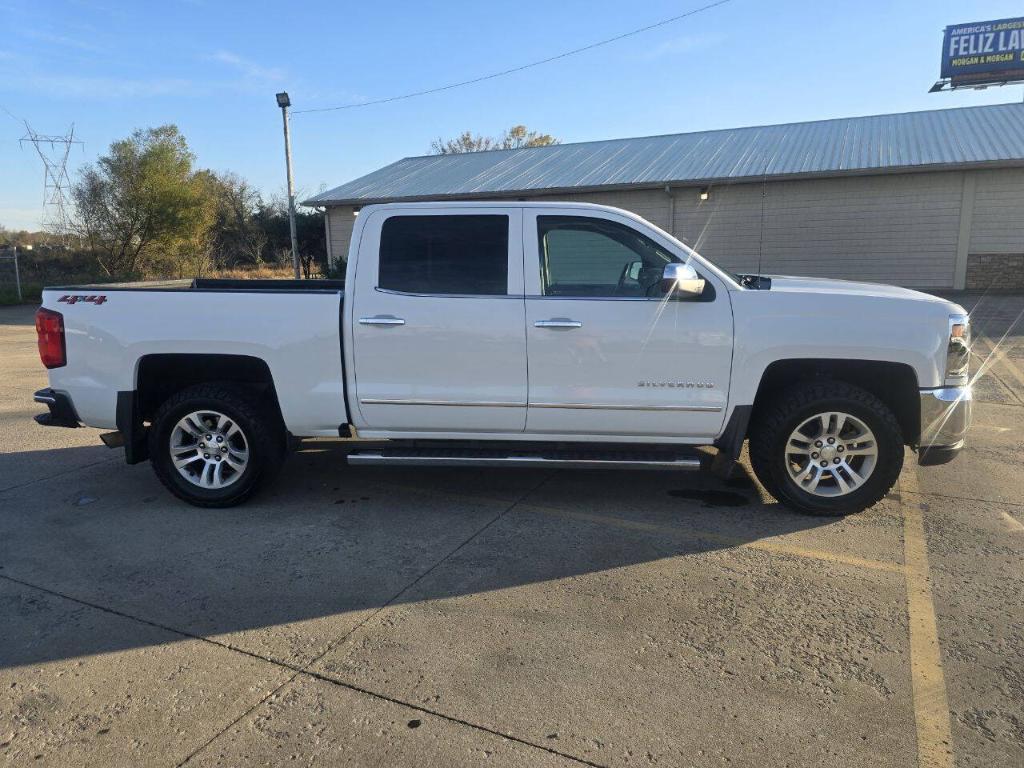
276;92;301;279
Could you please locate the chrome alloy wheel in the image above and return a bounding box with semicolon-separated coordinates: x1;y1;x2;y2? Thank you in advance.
784;411;878;497
169;410;249;489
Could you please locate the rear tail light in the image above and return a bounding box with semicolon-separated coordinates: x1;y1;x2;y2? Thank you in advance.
36;307;67;369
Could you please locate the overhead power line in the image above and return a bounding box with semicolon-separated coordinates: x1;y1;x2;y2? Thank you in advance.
293;0;733;114
1;103;24;125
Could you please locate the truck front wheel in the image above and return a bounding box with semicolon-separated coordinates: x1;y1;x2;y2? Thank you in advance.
749;381;904;516
148;383;284;508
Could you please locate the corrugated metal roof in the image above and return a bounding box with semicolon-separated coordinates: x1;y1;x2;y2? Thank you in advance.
304;103;1024;206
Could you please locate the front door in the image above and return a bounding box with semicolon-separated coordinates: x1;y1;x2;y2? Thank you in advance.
523;208;733;439
350;208;527;433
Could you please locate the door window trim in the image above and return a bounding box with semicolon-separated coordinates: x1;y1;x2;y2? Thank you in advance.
526;211;716;302
374;286;524;300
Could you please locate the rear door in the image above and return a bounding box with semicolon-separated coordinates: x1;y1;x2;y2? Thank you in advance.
523;208;733;439
349;207;527;433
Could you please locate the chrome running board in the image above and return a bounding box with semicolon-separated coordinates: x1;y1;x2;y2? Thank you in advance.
346;448;702;471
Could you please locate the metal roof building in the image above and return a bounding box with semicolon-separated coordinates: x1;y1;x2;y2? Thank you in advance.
309;103;1024;290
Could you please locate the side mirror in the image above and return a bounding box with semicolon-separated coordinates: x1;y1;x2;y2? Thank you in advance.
661;262;705;297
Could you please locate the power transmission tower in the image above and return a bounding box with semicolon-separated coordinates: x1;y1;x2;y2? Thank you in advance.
20;122;83;241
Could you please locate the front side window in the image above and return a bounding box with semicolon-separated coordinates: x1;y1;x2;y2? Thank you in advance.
379;215;509;295
538;216;676;297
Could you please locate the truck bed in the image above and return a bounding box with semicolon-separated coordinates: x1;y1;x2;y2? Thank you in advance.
40;279;348;436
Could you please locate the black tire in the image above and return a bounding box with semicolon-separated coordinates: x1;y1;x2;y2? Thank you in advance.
148;383;284;508
749;380;903;516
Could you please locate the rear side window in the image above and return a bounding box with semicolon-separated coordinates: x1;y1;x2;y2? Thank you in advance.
378;215;509;295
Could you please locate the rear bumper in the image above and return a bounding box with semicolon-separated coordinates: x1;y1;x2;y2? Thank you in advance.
918;385;972;466
33;387;81;428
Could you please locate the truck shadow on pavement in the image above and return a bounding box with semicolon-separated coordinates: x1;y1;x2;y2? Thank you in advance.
0;442;840;670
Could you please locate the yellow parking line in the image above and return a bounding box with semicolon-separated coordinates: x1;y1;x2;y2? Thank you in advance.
530;506;905;574
377;465;960;766
900;471;954;768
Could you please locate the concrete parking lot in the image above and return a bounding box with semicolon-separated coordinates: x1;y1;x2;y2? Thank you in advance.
1;296;1022;768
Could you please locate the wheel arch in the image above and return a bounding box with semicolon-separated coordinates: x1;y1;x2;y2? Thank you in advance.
749;359;920;446
119;353;286;465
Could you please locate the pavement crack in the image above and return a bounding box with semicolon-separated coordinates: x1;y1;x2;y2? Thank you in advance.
0;474;556;764
2;486;604;768
900;489;1024;509
171;473;589;765
296;666;610;768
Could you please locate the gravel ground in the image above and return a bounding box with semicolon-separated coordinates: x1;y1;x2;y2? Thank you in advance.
1;295;1022;768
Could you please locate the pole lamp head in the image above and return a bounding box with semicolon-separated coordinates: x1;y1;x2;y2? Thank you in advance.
275;92;291;108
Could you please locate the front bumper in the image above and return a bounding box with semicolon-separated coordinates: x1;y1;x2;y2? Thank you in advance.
918;385;972;466
33;387;81;428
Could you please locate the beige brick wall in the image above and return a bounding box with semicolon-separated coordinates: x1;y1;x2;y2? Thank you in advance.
546;174;968;287
675;173;966;287
322;166;1024;289
325;207;357;267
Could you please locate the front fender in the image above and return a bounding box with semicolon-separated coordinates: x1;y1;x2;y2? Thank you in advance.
729;290;950;408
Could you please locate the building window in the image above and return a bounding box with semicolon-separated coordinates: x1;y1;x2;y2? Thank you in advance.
379;215;509;295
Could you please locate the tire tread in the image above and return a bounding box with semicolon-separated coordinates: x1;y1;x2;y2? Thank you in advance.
148;383;282;508
749;380;903;516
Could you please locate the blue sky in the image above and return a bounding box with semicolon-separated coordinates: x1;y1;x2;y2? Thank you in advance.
2;0;1023;231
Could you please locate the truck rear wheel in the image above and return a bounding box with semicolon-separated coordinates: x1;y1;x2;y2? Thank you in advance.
148;383;283;508
749;381;903;516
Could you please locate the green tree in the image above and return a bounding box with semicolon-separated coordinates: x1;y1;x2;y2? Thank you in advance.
254;194;326;277
430;125;559;154
205;172;268;268
72;125;215;277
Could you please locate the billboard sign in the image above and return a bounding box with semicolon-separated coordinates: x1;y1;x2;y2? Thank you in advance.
941;17;1024;86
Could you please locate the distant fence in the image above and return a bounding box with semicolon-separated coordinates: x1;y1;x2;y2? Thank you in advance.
0;249;22;302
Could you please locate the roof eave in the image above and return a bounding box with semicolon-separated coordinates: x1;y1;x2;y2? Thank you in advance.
306;158;1024;208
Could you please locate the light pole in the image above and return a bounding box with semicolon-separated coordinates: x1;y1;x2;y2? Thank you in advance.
276;91;300;279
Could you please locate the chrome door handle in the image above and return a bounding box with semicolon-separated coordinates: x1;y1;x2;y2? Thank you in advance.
534;319;583;329
359;316;405;326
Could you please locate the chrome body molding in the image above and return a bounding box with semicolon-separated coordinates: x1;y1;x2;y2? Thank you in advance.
529;402;722;412
918;385;972;465
360;398;721;413
360;398;525;408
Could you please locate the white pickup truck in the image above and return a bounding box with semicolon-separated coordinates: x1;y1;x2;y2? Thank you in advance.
33;202;972;515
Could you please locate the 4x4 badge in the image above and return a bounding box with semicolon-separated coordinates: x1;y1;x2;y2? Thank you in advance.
58;295;107;306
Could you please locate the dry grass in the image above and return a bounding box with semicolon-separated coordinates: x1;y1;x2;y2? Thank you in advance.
0;264;310;305
212;265;297;280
